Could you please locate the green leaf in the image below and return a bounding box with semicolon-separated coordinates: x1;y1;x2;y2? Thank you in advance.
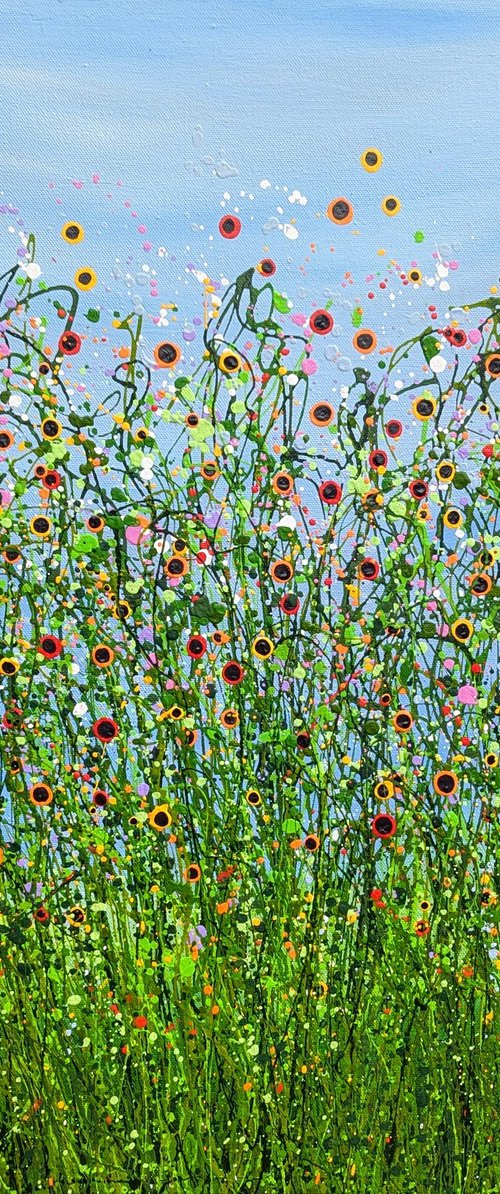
180;956;195;979
71;533;98;557
282;818;302;835
273;291;291;314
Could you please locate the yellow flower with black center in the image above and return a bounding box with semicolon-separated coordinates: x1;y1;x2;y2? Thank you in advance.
30;515;52;538
361;147;383;173
219;349;242;374
66;905;86;926
443;507;463;529
436;461;455;483
412;394;436;420
382;195;401;216
74;267;97;290
451;618;473;644
252;634;274;660
61;221;84;244
148;805;172;831
0;657;19;676
41;417;62;441
373;780;394;801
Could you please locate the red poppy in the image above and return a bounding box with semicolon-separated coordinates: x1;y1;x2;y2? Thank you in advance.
409;479;428;500
34;906;50;925
318;480;342;506
385;419;402;439
38;634;63;659
132;1015;148;1029
310;309;334;335
371;813;397;839
58;331;82;356
279;593;300;616
92;717;119;743
92;790;109;807
369;449;388;471
442;327;467;347
43;470;62;489
221;661;244;685
2;705;23;730
219;214;241;239
358;558;380;581
257;258;276;276
186;634;207;659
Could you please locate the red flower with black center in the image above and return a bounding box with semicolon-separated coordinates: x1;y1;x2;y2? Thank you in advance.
43;470;62;489
371;813;397;839
279;593;300;616
34;906;50;925
186;634;207;659
39;634;63;659
369;449;388;470
318;480;342;506
58;331;82;356
92;717;119;743
385;419;402;439
219;214;241;239
310;309;334;335
221;661;244;685
358;558;380;581
409;479;428;500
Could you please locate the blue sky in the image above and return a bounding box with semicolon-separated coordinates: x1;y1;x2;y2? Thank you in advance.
0;0;498;343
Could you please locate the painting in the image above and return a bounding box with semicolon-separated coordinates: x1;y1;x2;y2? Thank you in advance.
0;2;498;1190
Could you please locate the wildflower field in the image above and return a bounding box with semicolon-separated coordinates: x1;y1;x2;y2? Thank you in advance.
0;207;498;1193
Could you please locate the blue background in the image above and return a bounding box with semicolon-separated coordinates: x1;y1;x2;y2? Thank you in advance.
0;0;498;348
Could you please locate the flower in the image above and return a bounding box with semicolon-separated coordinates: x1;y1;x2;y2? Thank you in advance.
457;684;478;705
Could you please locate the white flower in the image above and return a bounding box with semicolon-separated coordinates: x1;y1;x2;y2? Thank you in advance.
73;701;88;718
277;514;296;530
429;354;447;374
24;262;41;280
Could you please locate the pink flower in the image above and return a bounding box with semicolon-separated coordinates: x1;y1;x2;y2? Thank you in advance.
125;524;150;546
457;684;477;706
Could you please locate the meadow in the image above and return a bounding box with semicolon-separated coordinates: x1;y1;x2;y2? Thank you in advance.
0;232;498;1192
